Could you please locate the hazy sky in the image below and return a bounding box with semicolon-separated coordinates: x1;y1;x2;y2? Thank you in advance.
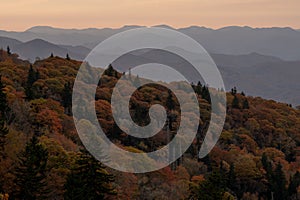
1;0;299;31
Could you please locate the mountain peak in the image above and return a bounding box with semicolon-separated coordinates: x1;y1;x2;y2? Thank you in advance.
152;24;174;29
25;26;56;32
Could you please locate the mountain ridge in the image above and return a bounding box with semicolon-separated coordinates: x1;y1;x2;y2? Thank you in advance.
1;25;300;60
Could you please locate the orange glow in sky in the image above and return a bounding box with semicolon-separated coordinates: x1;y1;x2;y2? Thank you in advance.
1;0;299;31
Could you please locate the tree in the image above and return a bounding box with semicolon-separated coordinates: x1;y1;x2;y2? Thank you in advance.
50;53;54;58
201;85;211;103
231;87;237;95
193;81;202;95
232;95;240;109
288;171;300;198
66;53;70;60
190;163;230;200
190;170;227;200
14;136;49;200
0;76;9;155
62;82;72;115
103;64;115;77
64;149;116;200
243;99;250;109
0;76;9;193
228;164;237;191
272;163;287;200
6;46;11;55
166;90;175;111
25;65;39;100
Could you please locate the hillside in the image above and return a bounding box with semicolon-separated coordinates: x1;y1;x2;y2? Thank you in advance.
0;50;299;199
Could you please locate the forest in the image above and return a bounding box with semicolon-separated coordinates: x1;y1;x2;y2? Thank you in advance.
0;49;300;199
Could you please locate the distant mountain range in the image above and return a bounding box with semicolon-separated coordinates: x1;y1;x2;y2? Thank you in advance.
1;25;300;60
0;25;300;105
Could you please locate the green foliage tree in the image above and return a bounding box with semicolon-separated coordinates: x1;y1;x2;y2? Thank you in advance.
201;85;211;103
25;65;39;100
6;46;11;55
190;171;227;200
242;99;250;109
14;136;49;200
66;53;70;60
288;171;300;198
190;162;230;200
272;163;287;200
231;87;237;95
64;149;116;200
166;90;175;111
232;95;240;109
192;81;202;95
62;82;72;115
0;76;9;194
0;76;9;156
228;164;237;191
104;64;115;77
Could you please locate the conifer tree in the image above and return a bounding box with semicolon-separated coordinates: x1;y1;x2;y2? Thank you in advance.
64;149;116;200
231;87;237;95
272;163;287;200
62;82;72;115
166;90;175;111
288;171;300;198
14;136;49;200
104;64;115;77
66;53;70;60
0;76;9;155
0;76;9;193
228;164;237;191
232;95;240;109
242;99;249;109
6;46;11;55
201;85;211;103
25;65;39;100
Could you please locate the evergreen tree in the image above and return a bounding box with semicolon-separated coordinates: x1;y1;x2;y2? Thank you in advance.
288;171;300;198
50;53;54;58
201;85;211;103
0;76;9;155
228;164;237;191
242;99;249;109
66;53;70;60
232;95;240;109
166;90;175;111
231;87;237;95
64;149;116;200
0;76;9;193
62;82;72;115
272;163;287;200
193;81;202;95
6;46;11;55
14;136;49;200
104;64;115;77
25;65;39;100
191;170;227;200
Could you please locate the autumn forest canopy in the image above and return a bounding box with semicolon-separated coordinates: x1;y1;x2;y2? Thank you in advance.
0;49;300;199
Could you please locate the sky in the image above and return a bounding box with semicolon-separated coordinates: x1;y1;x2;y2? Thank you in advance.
1;0;299;31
